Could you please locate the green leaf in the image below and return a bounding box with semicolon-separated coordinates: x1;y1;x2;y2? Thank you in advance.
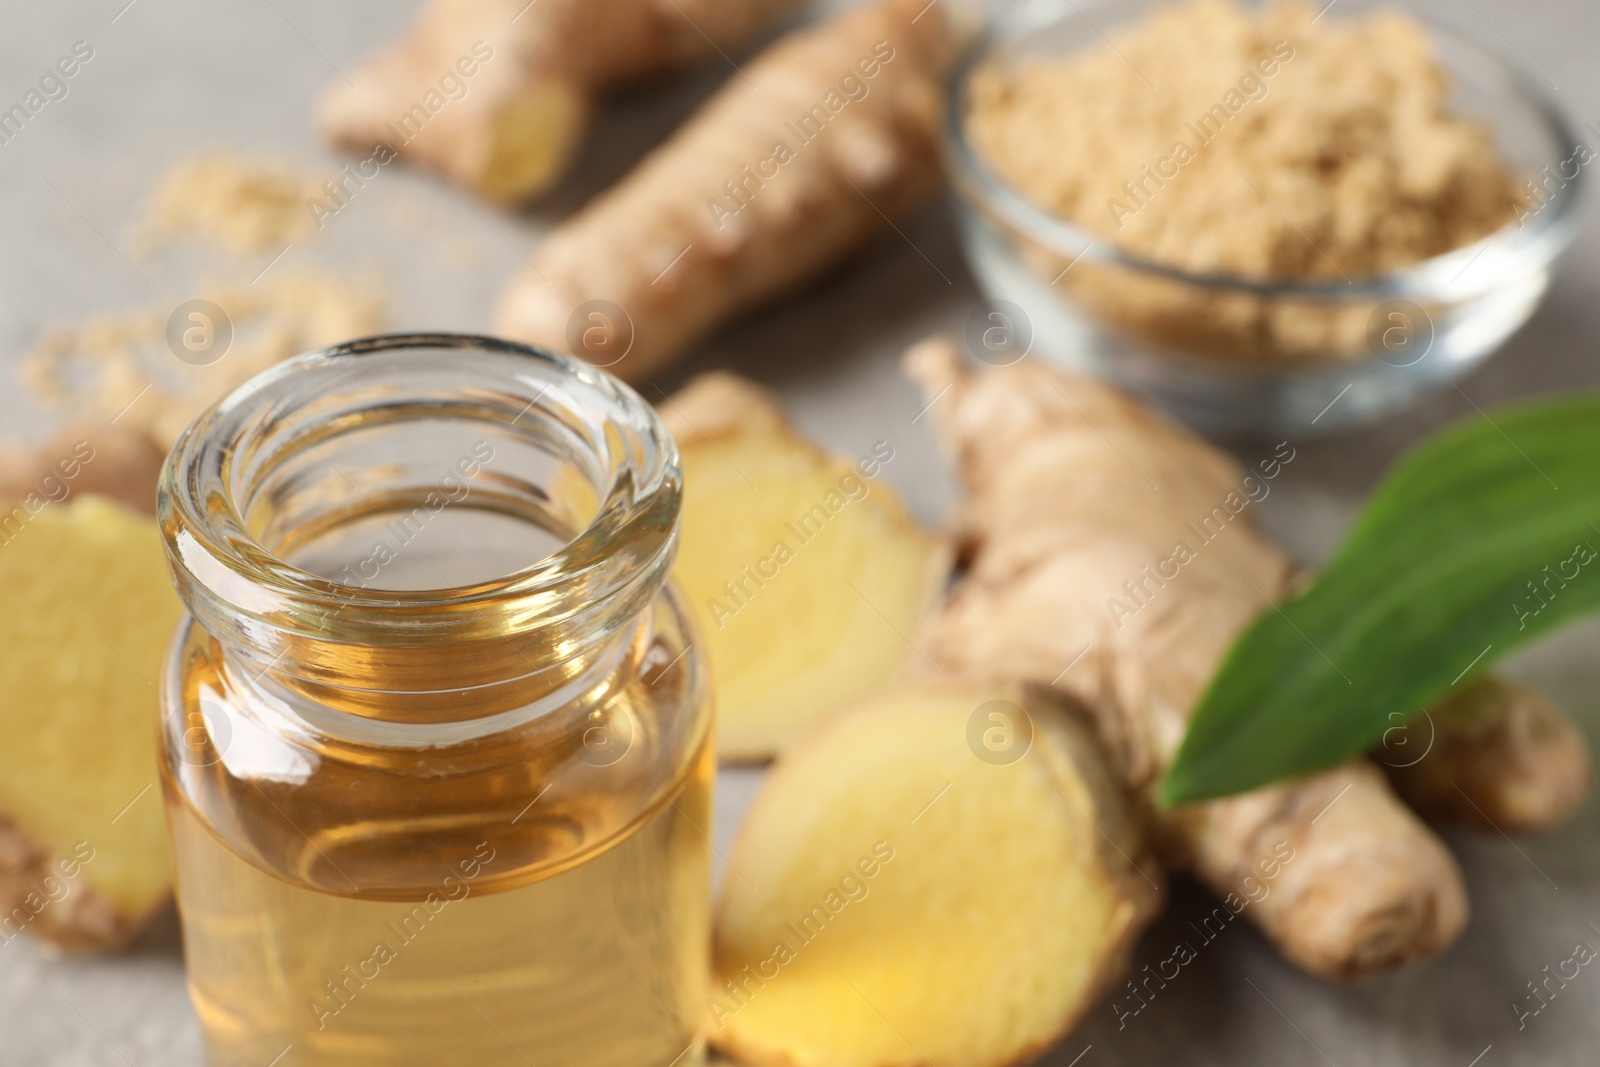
1161;392;1600;807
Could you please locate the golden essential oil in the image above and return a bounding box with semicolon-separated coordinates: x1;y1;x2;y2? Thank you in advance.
158;336;712;1067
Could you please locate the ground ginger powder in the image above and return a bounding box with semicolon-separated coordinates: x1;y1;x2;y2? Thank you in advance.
965;0;1524;362
137;152;322;255
24;271;386;448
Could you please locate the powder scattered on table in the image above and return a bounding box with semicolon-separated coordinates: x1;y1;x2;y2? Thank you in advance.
137;152;323;255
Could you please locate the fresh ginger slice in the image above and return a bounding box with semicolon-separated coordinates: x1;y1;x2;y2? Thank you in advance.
662;374;949;761
711;684;1161;1067
0;494;182;949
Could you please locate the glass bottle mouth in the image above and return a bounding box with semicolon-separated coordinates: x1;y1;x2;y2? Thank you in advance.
158;333;681;722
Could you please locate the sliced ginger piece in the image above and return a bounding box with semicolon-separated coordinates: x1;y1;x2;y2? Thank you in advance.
662;374;949;761
711;683;1161;1067
0;494;182;949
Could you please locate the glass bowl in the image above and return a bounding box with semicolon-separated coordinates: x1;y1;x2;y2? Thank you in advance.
944;0;1583;437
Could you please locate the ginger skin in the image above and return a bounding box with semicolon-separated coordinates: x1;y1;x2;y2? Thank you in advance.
905;336;1467;983
0;816;155;952
495;0;949;381
0;424;166;518
318;0;805;204
1383;677;1592;835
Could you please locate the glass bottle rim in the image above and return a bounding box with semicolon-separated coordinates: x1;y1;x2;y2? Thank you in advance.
158;333;681;711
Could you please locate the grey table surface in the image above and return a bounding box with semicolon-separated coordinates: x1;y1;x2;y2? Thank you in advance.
2;0;1599;1064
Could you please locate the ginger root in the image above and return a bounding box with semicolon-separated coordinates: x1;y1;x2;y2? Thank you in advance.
1277;568;1592;837
318;0;804;204
496;0;949;381
711;683;1160;1067
905;336;1468;982
1383;676;1592;835
663;373;948;760
0;484;181;950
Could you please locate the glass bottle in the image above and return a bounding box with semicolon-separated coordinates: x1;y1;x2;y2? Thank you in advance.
157;334;712;1067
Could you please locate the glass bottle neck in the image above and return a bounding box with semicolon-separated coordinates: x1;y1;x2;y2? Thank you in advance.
159;333;682;726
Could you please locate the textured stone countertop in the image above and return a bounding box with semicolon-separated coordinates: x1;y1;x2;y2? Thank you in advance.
1;0;1598;1063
